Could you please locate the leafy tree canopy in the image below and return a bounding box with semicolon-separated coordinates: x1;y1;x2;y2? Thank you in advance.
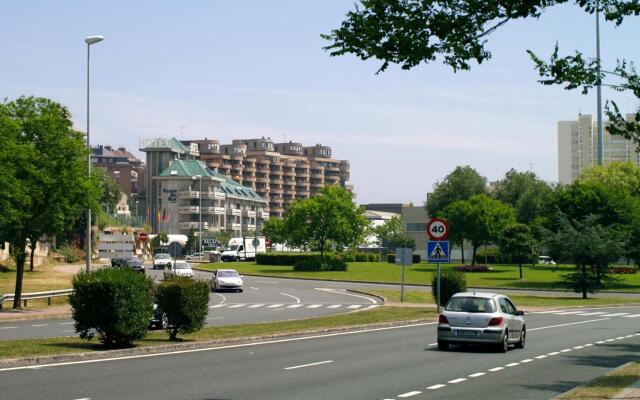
427;165;487;217
493;169;553;224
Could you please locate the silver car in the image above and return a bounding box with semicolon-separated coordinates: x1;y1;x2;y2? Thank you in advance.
437;292;525;352
210;269;243;292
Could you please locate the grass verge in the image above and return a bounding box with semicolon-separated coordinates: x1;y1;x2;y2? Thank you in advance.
0;263;73;295
199;261;640;292
0;306;434;360
363;289;640;308
557;362;640;399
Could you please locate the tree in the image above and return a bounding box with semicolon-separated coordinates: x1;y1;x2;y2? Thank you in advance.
283;186;368;263
323;1;640;142
498;223;537;279
493;169;553;224
579;162;640;195
373;215;404;252
546;215;627;298
185;229;197;254
261;218;286;250
427;166;487;217
0;97;101;309
441;200;472;264
94;167;121;213
152;231;169;251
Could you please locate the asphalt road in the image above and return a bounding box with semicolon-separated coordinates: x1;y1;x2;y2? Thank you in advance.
1;305;639;399
0;270;380;340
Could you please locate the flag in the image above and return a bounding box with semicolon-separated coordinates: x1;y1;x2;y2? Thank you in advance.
162;208;166;222
157;208;161;222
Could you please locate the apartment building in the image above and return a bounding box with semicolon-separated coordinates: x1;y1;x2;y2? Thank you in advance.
140;138;268;235
91;145;145;197
184;137;351;218
558;114;638;184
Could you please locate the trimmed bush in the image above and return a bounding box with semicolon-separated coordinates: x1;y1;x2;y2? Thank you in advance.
293;257;348;272
432;269;467;307
453;265;491;272
70;267;155;347
474;247;502;264
258;252;375;265
155;277;210;340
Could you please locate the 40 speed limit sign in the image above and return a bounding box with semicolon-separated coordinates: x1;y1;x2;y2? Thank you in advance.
427;218;449;240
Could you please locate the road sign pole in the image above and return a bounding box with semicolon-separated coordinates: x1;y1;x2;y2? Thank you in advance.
437;263;441;313
401;262;405;302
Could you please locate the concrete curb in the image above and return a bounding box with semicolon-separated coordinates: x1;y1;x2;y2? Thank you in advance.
552;361;640;399
0;318;434;369
345;289;386;304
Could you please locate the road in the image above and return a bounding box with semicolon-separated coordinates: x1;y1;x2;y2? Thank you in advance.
1;305;639;399
0;271;380;340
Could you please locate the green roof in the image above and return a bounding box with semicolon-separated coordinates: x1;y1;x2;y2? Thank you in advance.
159;159;264;202
142;137;188;154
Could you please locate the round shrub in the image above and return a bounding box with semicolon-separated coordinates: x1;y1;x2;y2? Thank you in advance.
432;269;467;307
70;267;155;347
155;277;210;340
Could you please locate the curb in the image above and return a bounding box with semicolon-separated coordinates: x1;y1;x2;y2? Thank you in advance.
345;289;386;304
0;318;433;369
552;361;639;399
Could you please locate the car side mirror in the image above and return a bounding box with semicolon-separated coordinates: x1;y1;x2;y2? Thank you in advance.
516;310;524;316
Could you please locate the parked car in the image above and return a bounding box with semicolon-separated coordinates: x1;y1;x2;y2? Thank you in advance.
149;303;169;330
153;253;172;270
125;257;145;273
210;269;243;292
185;252;204;261
163;260;194;279
538;256;556;265
437;292;526;352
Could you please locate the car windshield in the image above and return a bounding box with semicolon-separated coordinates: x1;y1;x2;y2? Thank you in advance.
127;259;142;264
174;263;189;269
156;254;170;259
217;270;239;277
226;245;239;251
445;297;496;313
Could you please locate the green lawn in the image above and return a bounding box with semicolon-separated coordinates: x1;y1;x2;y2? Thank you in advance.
0;306;434;360
366;289;640;308
198;261;640;292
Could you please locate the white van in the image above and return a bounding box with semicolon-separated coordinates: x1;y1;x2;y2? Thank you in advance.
221;237;266;261
538;256;556;265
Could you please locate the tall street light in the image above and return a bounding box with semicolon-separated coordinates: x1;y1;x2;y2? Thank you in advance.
85;35;104;273
595;0;604;165
195;174;203;261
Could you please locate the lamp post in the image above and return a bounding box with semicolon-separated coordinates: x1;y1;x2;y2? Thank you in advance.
595;0;604;166
195;175;203;261
85;35;104;273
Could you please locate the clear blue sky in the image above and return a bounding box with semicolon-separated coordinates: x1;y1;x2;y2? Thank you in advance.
2;1;638;204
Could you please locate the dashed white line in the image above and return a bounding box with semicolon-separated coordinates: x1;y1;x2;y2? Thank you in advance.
31;324;48;327
73;398;91;400
307;304;322;309
327;304;342;309
267;304;284;308
59;322;75;325
248;304;264;308
547;351;560;356
606;339;615;342
469;372;486;378
584;343;593;347
488;367;504;372
249;287;259;290
399;390;423;397
616;336;625;340
227;304;246;308
535;355;547;359
623;314;640;318
286;304;303;309
625;334;635;338
577;312;607;316
505;362;520;367
0;326;18;330
427;384;446;390
560;349;572;353
209;304;226;308
284;360;333;370
528;318;611;332
596;340;606;344
555;311;585;315
347;305;362;309
521;359;533;363
206;317;224;320
602;313;629;317
448;378;467;383
573;345;584;349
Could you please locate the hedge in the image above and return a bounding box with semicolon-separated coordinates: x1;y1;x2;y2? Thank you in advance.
475;248;502;264
608;266;638;274
293;257;348;272
387;254;422;264
69;267;155;347
432;269;467;307
257;252;377;265
155;277;210;340
453;265;491;272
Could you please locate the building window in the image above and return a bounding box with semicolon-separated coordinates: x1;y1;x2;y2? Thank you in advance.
406;223;427;232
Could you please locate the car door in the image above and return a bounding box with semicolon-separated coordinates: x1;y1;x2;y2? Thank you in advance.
505;298;523;337
498;297;516;340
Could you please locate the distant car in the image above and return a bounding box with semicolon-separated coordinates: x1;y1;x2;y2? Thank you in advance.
538;256;556;265
210;269;243;292
125;257;145;273
163;260;194;279
149;304;169;330
185;252;204;261
437;292;526;353
153;253;172;270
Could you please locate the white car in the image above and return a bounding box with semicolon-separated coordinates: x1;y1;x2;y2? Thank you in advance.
185;252;204;261
210;269;243;292
163;260;194;279
153;253;172;270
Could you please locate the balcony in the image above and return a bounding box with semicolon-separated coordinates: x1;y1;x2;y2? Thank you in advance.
202;190;226;200
243;165;257;172
201;206;226;215
245;224;256;231
178;190;199;199
243;210;256;218
260;211;270;219
270;179;284;185
270;187;283;194
231;223;242;231
178;221;208;230
229;208;242;217
310;181;324;187
178;206;199;214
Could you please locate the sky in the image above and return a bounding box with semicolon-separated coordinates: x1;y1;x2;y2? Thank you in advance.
1;1;638;205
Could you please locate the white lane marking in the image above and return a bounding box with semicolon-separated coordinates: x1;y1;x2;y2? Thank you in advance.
267;304;284;308
31;324;48;327
596;340;606;344
529;318;610;331
347;305;362;309
505;362;519;367
448;378;466;383
249;287;259;290
428;342;437;346
399;391;423;397
535;355;547;359
315;288;377;304
521;359;533;363
576;312;607;316
584;343;593;347
213;293;226;304
0;326;18;330
531;310;563;314
547;352;560;356
227;304;246;309
489;367;504;372
469;372;486;378
327;305;342;309
73;398;91;400
635;333;640;336
307;304;322;309
248;304;264;308
427;384;446;390
623;314;640;318
59;322;75;325
254;280;279;284
209;304;226;308
554;311;585;315
286;304;303;309
616;336;625;340
606;339;615;342
280;292;301;304
284;360;333;370
560;349;572;353
601;313;629;317
626;334;635;338
0;321;438;372
573;345;584;349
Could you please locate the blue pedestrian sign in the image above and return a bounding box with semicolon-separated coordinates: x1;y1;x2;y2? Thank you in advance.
427;241;449;263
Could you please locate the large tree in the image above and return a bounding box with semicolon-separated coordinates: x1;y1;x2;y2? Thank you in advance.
283;186;368;263
493;169;553;224
498;223;538;279
0;97;101;309
261;217;287;251
323;0;640;142
427;165;487;217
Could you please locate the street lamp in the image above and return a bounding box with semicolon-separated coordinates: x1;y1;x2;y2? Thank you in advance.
195;175;203;261
595;0;603;166
85;34;104;273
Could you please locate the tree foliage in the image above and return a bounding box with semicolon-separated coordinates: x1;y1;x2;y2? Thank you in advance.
427;165;487;217
498;223;538;279
324;0;640;141
493;169;553;224
261;217;287;248
372;215;405;251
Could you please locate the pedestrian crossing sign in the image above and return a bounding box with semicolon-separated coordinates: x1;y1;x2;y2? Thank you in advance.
427;241;449;263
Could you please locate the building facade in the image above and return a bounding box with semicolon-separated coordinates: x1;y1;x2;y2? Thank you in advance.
558;114;638;184
182;137;351;218
91;145;145;197
363;203;429;255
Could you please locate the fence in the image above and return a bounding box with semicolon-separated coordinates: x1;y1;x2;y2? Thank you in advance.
0;289;73;309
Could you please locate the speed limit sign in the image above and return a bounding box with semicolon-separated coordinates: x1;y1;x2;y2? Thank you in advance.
427;218;449;240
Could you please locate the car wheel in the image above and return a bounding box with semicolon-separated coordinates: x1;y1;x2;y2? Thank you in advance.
238;289;243;293
515;328;526;349
498;331;509;353
437;340;449;351
161;312;169;330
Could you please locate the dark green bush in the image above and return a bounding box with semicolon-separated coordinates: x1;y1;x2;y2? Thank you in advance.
293;257;348;272
155;277;210;340
58;244;81;263
432;269;467;307
258;252;374;266
475;248;502;264
69;267;155;347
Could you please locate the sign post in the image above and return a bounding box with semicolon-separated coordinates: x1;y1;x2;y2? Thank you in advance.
427;218;450;313
395;248;413;302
